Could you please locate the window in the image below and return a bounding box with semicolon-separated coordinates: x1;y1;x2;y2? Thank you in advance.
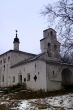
24;78;26;82
4;65;5;71
3;58;6;63
34;75;37;82
48;43;50;47
54;44;57;50
8;56;10;61
38;72;40;75
52;71;56;77
13;76;15;82
35;63;36;68
18;75;22;84
27;73;30;81
50;31;53;36
53;71;55;76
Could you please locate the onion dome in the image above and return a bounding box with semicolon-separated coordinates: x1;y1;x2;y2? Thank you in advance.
13;30;20;43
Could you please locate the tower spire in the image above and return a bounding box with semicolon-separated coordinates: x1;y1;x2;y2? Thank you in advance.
13;30;20;51
16;30;18;38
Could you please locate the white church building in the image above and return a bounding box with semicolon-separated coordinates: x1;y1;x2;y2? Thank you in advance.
0;28;73;91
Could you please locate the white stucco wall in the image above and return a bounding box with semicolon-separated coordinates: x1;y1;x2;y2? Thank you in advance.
0;52;11;87
10;51;35;66
11;60;47;91
0;51;35;87
46;63;73;91
60;65;73;85
46;63;62;91
40;28;60;58
0;50;73;91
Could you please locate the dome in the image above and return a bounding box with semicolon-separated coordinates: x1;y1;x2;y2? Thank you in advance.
13;37;19;43
13;30;20;43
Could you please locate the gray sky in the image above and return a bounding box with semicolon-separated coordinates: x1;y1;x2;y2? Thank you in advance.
0;0;58;54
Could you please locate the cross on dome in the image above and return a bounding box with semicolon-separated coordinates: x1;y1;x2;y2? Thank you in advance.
16;30;18;38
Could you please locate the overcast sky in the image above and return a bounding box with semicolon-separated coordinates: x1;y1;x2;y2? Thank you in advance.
0;0;58;54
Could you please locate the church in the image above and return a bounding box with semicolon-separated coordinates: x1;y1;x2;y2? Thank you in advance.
0;28;73;91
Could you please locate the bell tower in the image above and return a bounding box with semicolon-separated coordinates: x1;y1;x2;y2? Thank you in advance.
13;30;20;51
40;28;60;59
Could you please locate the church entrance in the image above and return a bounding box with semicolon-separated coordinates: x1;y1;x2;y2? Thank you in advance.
18;75;22;84
61;68;73;86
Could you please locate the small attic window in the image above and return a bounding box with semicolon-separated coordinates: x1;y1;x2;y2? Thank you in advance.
8;56;10;61
50;31;53;36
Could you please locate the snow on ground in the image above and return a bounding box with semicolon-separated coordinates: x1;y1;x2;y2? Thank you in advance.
12;93;73;110
0;93;73;110
46;93;73;108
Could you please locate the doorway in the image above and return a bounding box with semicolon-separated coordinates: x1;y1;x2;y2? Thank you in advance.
61;68;72;86
18;75;22;84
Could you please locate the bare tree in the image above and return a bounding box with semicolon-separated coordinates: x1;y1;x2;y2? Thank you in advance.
42;0;73;58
